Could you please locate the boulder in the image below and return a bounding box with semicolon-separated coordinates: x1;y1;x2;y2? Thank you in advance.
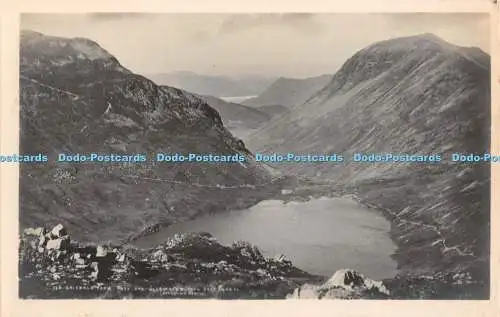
29;240;38;249
48;250;66;261
50;224;67;239
287;284;319;299
287;269;390;299
90;262;99;280
38;235;47;248
96;245;107;257
240;248;252;258
256;268;269;276
75;258;86;265
322;269;365;288
45;236;70;251
23;227;45;236
321;269;389;295
151;249;171;262
116;254;126;262
274;254;292;267
75;245;98;258
251;246;264;261
274;254;287;262
236;242;265;262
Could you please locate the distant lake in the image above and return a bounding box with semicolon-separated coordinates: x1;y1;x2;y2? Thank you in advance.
220;95;257;103
133;197;398;280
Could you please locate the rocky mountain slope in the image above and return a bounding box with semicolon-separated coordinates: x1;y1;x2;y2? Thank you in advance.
242;74;333;108
146;71;276;98
254;104;290;119
19;30;283;244
247;34;491;293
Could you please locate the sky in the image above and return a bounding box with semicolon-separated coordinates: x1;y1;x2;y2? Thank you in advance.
21;13;490;78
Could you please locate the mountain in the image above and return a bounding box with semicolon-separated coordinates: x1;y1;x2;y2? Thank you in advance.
19;30;282;244
145;71;276;98
255;104;290;119
242;74;333;108
247;34;490;285
190;94;272;138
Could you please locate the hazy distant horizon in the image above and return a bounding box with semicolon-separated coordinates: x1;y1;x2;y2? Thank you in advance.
21;13;490;78
140;70;334;80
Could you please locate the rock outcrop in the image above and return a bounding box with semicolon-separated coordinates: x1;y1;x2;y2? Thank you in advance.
21;224;486;299
20;225;315;299
287;269;390;299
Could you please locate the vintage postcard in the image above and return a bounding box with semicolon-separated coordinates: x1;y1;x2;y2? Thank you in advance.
1;1;499;317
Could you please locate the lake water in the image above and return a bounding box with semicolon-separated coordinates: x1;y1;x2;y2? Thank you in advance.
219;95;257;103
133;197;398;280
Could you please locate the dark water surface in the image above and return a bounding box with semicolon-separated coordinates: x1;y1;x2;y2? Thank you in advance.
133;197;398;279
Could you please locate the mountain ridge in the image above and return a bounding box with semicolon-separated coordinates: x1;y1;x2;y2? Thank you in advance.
242;74;333;108
179;92;273;139
247;34;490;284
19;30;281;244
145;71;276;98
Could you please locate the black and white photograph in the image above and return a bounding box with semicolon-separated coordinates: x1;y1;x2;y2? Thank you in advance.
17;12;491;300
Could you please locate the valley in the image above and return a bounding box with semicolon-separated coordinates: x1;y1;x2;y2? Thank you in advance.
18;29;491;300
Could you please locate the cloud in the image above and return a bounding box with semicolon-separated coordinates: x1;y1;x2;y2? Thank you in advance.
381;13;490;52
86;13;149;21
19;13;490;77
217;13;323;35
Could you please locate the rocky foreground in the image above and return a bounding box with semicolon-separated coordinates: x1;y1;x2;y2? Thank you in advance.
20;224;487;299
20;224;319;299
